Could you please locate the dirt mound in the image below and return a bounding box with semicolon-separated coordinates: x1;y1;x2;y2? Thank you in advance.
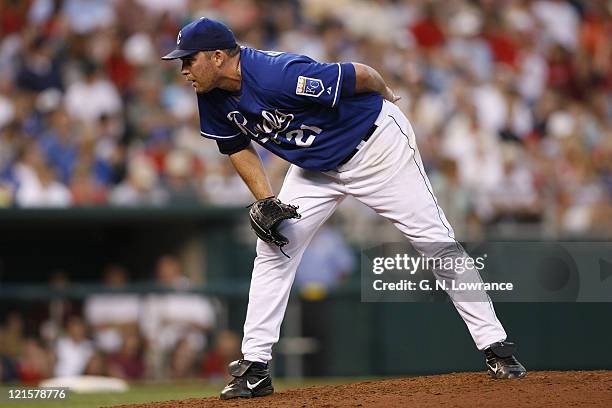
110;371;612;408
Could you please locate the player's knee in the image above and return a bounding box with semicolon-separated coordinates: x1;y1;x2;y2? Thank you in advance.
417;242;464;259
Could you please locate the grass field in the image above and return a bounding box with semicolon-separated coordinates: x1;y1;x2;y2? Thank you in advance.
0;378;363;408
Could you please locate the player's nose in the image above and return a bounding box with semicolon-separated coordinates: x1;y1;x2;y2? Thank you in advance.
180;62;190;75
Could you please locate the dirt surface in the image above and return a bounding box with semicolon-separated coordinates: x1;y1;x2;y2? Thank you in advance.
110;371;612;408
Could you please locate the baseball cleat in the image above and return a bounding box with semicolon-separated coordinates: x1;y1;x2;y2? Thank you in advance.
484;341;527;379
219;359;274;400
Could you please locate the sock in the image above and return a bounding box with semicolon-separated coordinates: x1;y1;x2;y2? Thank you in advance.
251;361;268;369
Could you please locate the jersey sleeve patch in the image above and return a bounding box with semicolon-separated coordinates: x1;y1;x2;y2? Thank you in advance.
296;76;324;97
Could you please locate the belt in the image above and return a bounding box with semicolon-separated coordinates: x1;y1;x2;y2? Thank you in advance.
338;124;378;167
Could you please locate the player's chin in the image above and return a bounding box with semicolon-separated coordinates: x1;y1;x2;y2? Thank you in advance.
194;84;211;94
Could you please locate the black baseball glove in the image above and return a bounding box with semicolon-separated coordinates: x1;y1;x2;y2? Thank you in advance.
248;197;301;256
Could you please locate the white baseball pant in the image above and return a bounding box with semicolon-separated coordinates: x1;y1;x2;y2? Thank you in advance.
242;100;507;363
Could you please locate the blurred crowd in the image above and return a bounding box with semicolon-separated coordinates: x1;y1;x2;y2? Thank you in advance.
0;233;355;384
0;0;611;239
0;255;243;384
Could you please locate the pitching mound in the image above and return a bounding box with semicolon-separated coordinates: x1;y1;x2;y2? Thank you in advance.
111;371;612;408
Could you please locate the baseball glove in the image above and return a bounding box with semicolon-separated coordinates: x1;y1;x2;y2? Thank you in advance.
248;197;301;256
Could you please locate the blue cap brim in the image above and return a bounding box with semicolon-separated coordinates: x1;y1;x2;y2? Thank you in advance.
161;48;198;60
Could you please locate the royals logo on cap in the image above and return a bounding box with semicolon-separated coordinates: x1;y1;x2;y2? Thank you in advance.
162;17;237;60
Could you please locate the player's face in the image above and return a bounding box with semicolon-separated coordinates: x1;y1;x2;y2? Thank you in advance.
181;52;217;93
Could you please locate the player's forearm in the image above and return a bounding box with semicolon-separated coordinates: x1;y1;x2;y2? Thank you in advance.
352;63;399;102
229;144;274;200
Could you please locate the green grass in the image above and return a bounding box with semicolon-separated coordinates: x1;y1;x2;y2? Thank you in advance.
0;378;364;408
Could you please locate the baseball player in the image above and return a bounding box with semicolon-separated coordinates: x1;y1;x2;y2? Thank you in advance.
162;18;527;400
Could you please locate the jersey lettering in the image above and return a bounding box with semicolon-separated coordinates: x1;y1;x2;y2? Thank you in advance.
227;109;320;148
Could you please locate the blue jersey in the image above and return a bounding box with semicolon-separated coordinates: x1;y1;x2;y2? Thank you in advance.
197;47;383;171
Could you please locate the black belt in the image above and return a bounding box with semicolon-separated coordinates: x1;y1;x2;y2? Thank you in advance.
338;124;378;166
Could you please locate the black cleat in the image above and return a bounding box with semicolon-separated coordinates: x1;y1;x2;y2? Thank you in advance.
484;341;527;379
219;359;274;400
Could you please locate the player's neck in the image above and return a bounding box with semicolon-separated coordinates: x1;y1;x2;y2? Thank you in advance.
217;55;242;93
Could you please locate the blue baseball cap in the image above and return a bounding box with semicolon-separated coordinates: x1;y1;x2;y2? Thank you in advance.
162;17;237;60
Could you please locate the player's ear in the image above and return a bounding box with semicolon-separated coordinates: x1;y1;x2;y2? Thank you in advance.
213;50;225;68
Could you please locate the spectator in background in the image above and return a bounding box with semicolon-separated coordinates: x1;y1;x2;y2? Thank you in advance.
483;144;542;223
106;329;145;380
110;155;168;206
83;352;107;376
532;0;580;50
64;60;122;124
54;316;94;377
201;330;241;381
294;223;355;376
11;142;43;198
0;181;12;207
429;158;474;239
125;74;171;143
295;224;355;293
135;0;187;16
1;353;18;383
0;75;16;130
410;1;446;50
516;39;548;104
92;114;126;184
202;159;252;205
0;121;23;205
169;338;198;379
140;255;216;378
0;312;24;361
441;101;503;194
11;139;72;208
61;0;116;35
15;338;53;385
0;0;29;36
39;271;78;346
15;161;72;207
38;109;78;185
84;265;140;354
69;160;109;206
162;148;202;205
15;35;63;93
0;313;23;383
446;6;492;82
